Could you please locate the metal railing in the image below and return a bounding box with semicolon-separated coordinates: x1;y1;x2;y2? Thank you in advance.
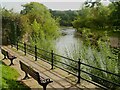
10;41;120;90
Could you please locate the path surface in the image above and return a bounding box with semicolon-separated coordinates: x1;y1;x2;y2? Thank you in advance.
1;45;102;90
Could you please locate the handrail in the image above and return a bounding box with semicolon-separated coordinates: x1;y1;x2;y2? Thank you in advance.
81;70;120;87
10;40;120;89
54;53;78;63
80;62;120;78
37;52;51;60
80;77;108;90
37;47;51;53
53;63;77;77
54;58;77;70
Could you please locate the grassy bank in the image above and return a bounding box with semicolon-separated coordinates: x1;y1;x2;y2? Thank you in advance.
1;61;30;90
65;28;120;89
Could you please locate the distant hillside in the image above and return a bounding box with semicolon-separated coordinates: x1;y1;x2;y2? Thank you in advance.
50;9;78;26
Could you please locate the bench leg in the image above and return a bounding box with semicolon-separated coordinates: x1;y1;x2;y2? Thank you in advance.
43;85;47;90
9;59;14;66
39;81;53;90
23;72;29;80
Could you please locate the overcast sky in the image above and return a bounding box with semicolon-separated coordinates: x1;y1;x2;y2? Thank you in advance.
1;0;110;13
1;2;85;13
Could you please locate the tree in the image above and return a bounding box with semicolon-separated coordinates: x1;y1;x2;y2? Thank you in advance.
72;1;120;32
20;2;59;43
108;2;120;30
50;10;78;26
2;8;22;45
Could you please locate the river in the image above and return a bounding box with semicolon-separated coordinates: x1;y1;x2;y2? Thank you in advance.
55;27;119;57
56;28;82;56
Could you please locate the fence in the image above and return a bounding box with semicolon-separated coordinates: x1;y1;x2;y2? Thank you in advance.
10;41;120;90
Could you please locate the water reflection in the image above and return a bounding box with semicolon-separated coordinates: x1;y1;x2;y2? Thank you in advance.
56;28;82;56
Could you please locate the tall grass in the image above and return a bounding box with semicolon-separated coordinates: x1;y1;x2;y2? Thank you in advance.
64;28;120;89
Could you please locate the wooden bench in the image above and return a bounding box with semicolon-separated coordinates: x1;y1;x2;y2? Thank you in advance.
1;48;7;60
1;48;17;66
19;61;53;90
6;51;17;66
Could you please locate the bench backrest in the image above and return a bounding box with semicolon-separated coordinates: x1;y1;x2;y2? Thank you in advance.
1;49;7;56
19;61;40;82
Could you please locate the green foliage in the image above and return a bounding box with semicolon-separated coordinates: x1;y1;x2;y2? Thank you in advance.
2;8;22;45
108;2;120;30
20;2;59;41
73;4;110;30
71;1;120;88
65;29;120;89
19;2;60;57
2;2;60;62
1;61;30;89
73;2;120;34
2;2;60;48
50;10;78;26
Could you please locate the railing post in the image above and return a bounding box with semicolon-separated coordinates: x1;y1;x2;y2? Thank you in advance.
77;58;81;83
24;42;26;55
16;41;18;50
35;45;37;61
51;50;54;69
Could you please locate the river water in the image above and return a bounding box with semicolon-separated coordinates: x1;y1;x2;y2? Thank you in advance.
56;28;82;56
55;27;119;57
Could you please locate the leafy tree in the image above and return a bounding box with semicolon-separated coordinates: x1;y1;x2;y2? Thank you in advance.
72;1;120;33
19;2;60;57
50;10;78;26
2;8;22;45
108;2;120;30
20;2;59;43
72;1;120;89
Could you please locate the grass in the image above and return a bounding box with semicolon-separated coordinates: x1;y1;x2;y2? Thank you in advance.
65;29;120;89
0;61;30;90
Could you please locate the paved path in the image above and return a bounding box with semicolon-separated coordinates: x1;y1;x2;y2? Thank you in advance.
1;45;102;90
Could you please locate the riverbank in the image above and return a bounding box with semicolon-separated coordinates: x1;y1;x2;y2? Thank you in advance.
56;27;119;57
75;28;120;48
